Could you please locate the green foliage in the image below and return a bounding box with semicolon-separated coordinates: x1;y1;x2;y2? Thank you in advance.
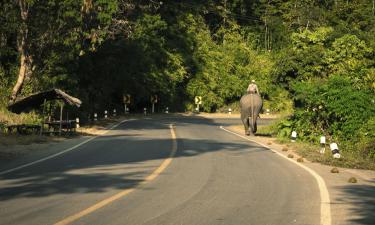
291;75;375;144
357;116;375;159
324;34;374;89
0;0;374;160
277;119;292;139
186;21;274;112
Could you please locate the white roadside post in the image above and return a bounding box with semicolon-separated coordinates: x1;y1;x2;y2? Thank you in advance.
266;109;270;115
320;136;326;154
104;110;108;118
330;143;341;158
144;108;147;116
75;118;80;128
94;113;98;121
291;131;297;142
151;95;158;114
165;107;169;114
228;108;232;115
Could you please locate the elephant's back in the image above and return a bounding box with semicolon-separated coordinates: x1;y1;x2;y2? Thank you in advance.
240;94;262;109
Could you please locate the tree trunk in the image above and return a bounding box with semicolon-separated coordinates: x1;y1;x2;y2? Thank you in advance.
82;0;93;14
10;52;27;103
10;0;30;104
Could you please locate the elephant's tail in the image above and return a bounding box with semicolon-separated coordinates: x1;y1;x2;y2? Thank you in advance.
240;94;263;116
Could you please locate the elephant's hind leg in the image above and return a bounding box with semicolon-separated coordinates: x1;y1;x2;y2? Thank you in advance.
249;117;255;136
254;121;257;133
241;113;250;135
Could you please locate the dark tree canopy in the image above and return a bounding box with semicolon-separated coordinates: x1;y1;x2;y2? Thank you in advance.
0;0;374;158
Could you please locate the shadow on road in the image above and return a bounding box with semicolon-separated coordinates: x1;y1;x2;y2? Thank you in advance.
0;116;269;201
334;183;375;224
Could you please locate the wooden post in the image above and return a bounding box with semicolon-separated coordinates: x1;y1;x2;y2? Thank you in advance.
59;101;64;135
40;99;46;135
66;111;69;132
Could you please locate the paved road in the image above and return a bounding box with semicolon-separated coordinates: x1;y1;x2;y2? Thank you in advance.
0;116;320;225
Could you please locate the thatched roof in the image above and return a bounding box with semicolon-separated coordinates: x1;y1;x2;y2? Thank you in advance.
7;89;82;114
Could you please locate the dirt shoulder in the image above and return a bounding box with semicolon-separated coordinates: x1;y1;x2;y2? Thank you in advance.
0;116;126;162
226;125;375;225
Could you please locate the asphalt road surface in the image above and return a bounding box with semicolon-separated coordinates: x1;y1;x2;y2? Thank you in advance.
0;116;320;225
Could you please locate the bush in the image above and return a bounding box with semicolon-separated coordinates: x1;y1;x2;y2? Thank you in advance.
0;108;41;126
357;116;375;159
284;75;375;159
291;75;375;141
277;119;292;139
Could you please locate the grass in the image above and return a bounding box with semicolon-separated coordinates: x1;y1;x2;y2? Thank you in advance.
254;122;375;171
275;138;375;170
256;124;278;136
0;108;47;146
0;108;40;126
291;141;375;170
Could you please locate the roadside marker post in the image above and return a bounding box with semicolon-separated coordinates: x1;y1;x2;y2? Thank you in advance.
75;118;80;128
320;136;326;154
228;108;232;115
123;94;131;114
330;143;341;159
113;109;117;117
291;131;297;142
266;109;270;115
151;95;158;113
194;96;202;113
104;110;108;118
165;107;169;114
144;108;147;115
94;113;97;121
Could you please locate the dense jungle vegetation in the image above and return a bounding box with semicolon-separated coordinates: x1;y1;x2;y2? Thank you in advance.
0;0;374;159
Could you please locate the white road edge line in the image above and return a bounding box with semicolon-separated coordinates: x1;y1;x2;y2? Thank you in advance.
0;119;130;175
219;126;332;225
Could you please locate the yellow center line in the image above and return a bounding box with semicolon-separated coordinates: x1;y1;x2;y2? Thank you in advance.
54;124;178;225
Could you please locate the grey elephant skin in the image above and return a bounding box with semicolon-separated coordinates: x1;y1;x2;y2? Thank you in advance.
240;94;263;135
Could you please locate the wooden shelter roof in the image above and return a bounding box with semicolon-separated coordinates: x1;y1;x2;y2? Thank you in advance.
7;89;82;114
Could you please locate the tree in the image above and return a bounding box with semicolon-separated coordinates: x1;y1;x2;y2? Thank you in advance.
9;0;32;103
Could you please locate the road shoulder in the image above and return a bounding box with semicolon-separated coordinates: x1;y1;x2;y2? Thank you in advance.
0;117;127;173
225;125;375;225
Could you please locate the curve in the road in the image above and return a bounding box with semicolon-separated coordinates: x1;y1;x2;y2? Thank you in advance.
220;126;331;225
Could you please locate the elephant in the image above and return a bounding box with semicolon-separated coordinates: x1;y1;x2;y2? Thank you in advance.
240;94;263;136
